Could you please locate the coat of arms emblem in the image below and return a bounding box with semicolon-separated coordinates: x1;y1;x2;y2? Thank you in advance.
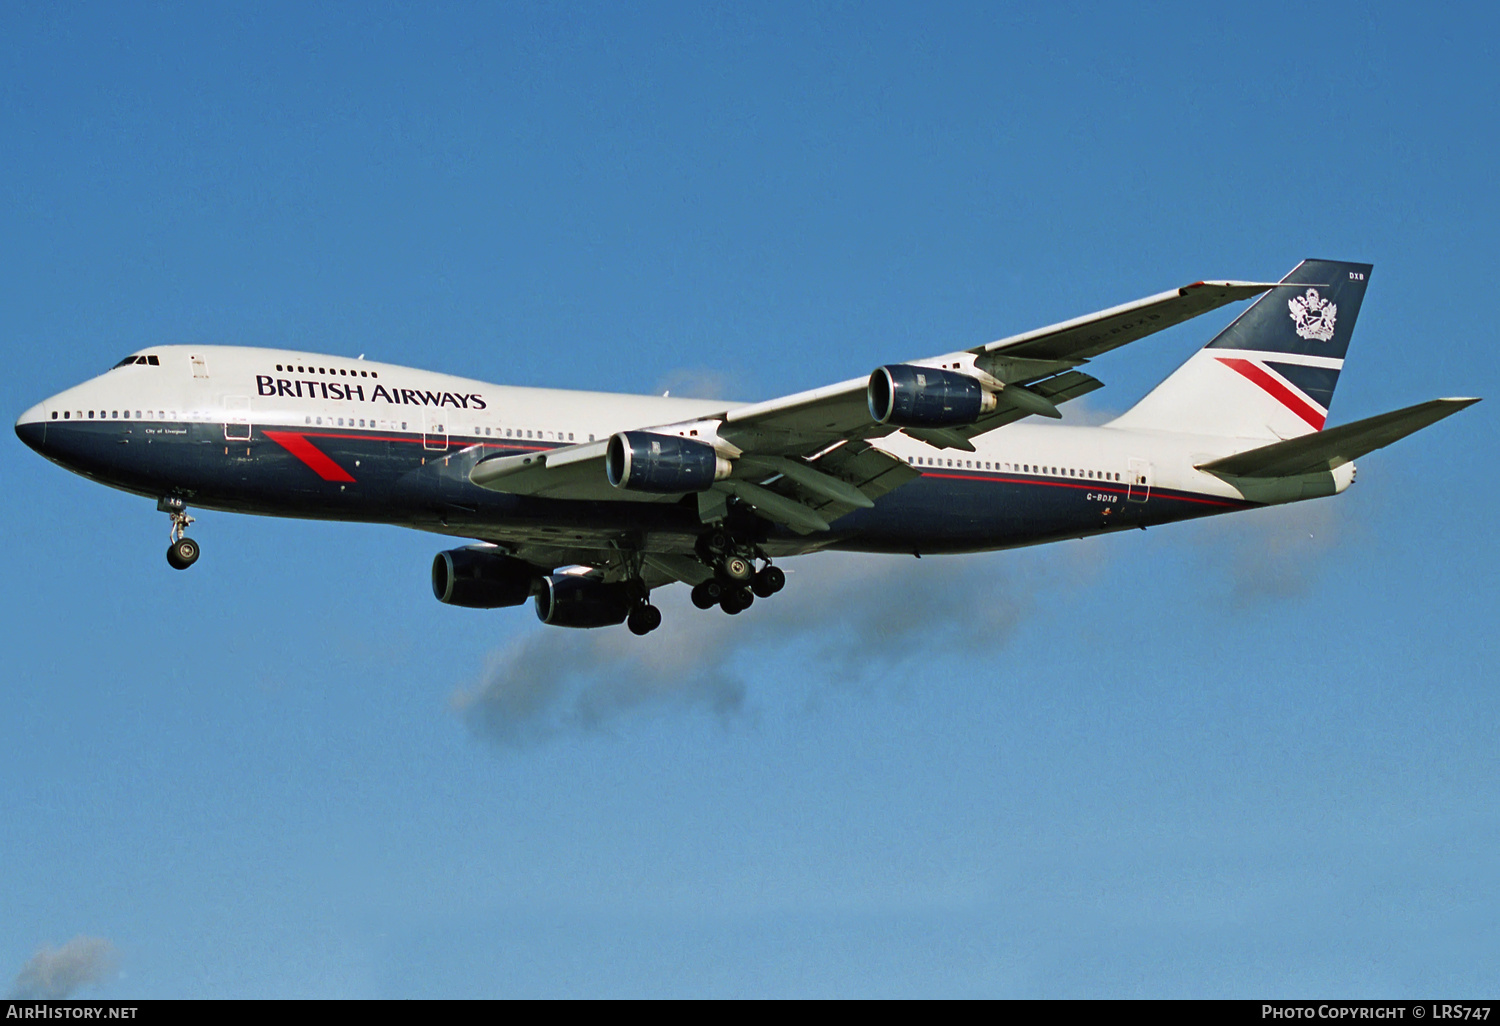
1288;287;1337;342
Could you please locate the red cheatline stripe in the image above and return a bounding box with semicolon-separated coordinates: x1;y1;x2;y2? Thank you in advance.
1216;357;1326;430
263;431;357;482
920;472;1247;508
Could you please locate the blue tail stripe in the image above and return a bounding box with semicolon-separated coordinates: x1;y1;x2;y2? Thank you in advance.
1206;259;1372;360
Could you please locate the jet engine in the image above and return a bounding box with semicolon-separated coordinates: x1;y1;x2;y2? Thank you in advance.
867;364;998;428
534;575;634;628
431;546;536;608
606;431;732;493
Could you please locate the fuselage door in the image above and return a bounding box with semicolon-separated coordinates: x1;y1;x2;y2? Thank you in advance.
1127;457;1152;502
423;410;448;451
224;395;251;441
191;355;209;379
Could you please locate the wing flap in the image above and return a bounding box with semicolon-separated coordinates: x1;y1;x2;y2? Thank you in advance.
1197;398;1480;478
753;441;920;523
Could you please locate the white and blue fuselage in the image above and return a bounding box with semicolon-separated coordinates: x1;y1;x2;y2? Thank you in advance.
15;344;1347;559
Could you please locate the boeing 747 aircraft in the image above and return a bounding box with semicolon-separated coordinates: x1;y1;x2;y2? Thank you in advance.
15;260;1476;635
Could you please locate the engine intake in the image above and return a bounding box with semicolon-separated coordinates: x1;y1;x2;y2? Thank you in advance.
432;547;536;608
606;431;731;493
868;364;997;428
535;575;634;628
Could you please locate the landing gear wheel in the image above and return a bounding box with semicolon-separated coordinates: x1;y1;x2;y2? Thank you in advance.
167;536;200;570
691;580;724;609
720;586;754;615
159;498;198;569
752;565;786;598
627;603;662;635
719;555;754;583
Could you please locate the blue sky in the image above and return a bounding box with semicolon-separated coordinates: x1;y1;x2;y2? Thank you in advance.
3;1;1497;998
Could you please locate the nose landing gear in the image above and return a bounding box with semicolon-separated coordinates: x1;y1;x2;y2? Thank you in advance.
159;497;200;570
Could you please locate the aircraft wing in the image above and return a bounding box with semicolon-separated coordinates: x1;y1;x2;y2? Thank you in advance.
970;280;1280;365
471;275;1280;535
713;278;1279;455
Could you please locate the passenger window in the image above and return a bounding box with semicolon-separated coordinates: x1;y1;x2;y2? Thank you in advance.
88;411;94;418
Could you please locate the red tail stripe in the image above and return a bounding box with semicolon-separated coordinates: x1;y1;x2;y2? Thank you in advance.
1216;357;1326;430
263;431;357;482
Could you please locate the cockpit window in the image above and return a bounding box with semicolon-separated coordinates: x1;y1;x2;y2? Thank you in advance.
114;356;137;368
113;355;160;367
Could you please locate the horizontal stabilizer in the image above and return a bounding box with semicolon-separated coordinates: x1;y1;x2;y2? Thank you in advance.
1197;398;1479;478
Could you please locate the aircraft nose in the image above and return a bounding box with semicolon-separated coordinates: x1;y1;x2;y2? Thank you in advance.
15;402;49;455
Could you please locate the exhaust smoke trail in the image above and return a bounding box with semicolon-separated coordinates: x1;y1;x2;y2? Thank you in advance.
10;936;118;1000
1189;497;1360;607
453;550;1050;747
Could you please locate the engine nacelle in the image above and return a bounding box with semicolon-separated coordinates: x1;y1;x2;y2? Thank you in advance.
606;431;731;493
867;364;997;428
535;575;634;628
432;546;536;609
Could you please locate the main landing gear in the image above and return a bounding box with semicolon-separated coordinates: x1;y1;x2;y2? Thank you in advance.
159;497;200;570
627;601;663;636
622;574;663;636
690;529;786;616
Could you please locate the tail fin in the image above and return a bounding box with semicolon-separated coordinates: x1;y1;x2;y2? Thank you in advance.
1109;259;1373;440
